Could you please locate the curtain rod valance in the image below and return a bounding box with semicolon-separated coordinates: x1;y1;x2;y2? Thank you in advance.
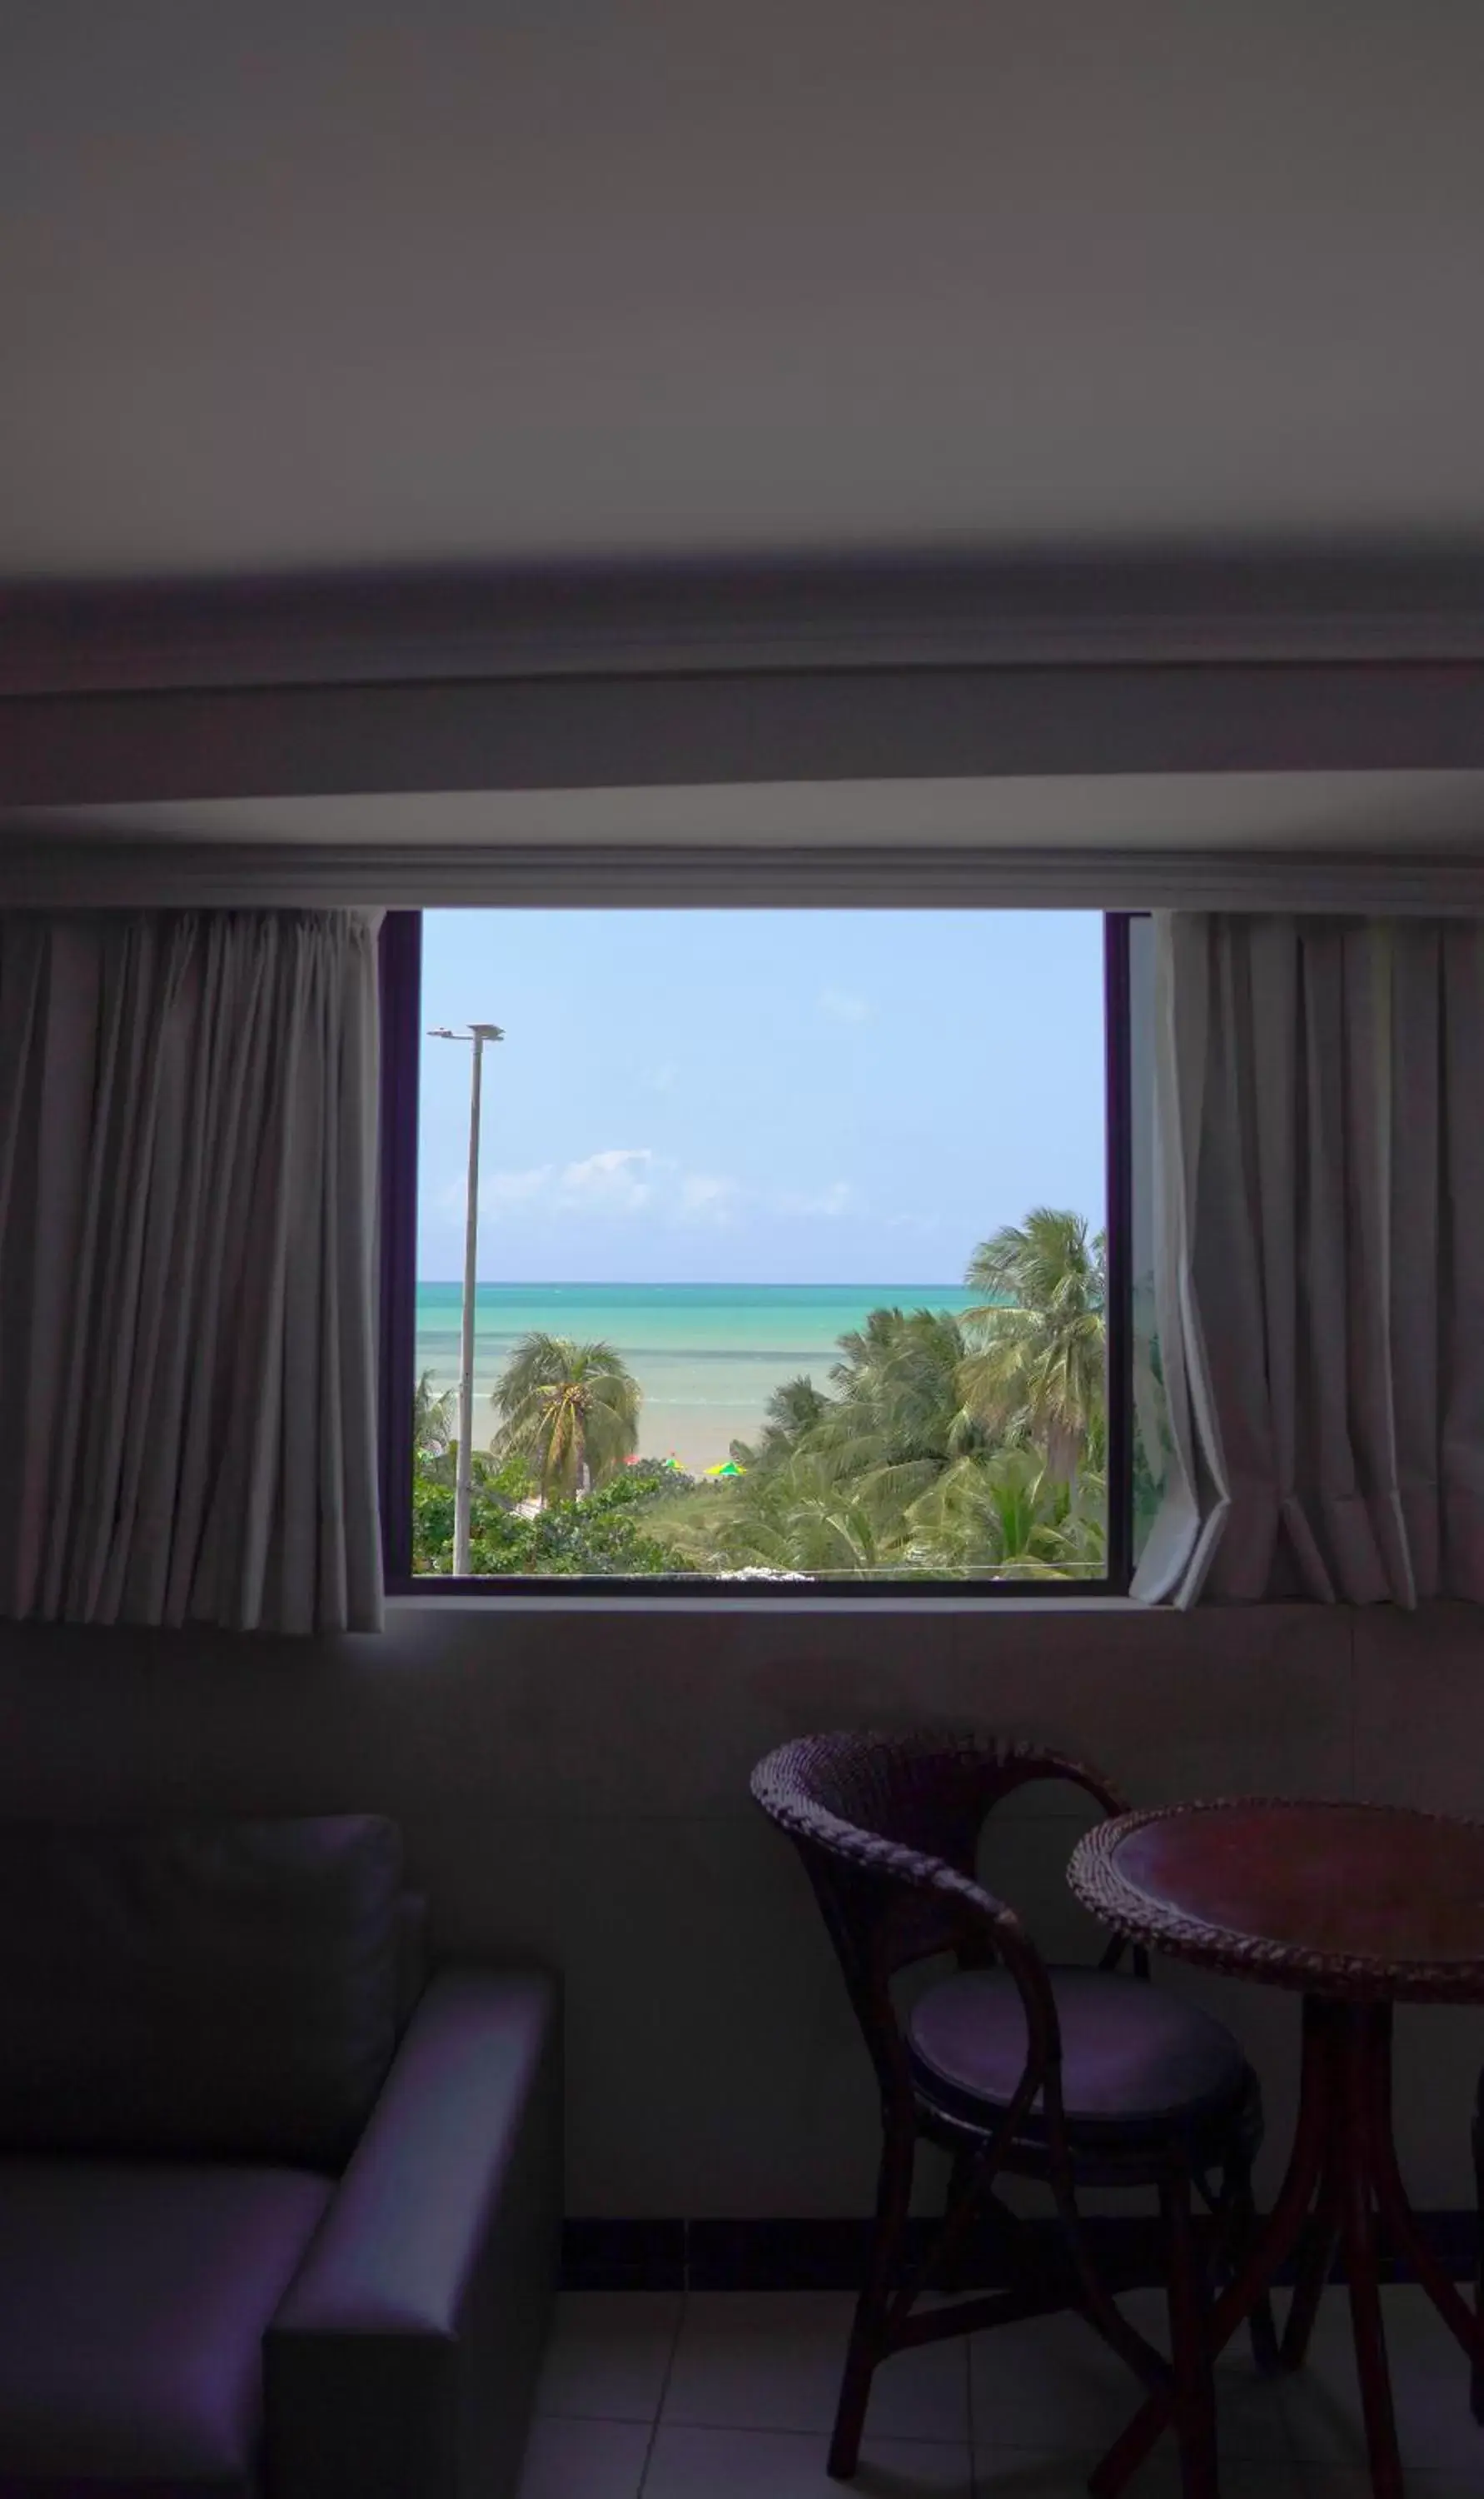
2;842;1484;914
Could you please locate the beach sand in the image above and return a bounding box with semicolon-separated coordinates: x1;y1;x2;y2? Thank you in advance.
416;1282;979;1477
421;1365;769;1474
605;1398;765;1475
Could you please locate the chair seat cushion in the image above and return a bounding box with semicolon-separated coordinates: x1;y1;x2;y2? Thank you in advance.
908;1967;1249;2138
0;2157;333;2497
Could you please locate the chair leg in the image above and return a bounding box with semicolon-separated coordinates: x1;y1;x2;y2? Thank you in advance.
934;2146;979;2294
1280;2167;1338;2375
829;2122;915;2481
1228;2157;1282;2377
1161;2161;1219;2499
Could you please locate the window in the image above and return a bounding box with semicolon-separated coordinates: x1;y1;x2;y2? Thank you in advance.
1127;910;1169;1573
380;908;1135;1593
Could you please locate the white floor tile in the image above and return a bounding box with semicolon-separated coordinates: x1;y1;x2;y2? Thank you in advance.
968;2288;1290;2462
1221;2476;1483;2499
535;2290;682;2422
1274;2283;1484;2475
515;2414;652;2499
969;2450;1355;2497
661;2290;968;2442
972;2451;1139;2499
642;2422;973;2498
521;2283;1484;2495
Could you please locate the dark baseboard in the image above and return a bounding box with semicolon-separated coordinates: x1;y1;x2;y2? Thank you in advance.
562;2212;1478;2295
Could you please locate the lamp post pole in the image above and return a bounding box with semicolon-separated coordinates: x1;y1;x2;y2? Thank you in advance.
428;1022;504;1575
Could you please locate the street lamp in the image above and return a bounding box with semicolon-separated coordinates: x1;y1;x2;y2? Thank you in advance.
428;1022;504;1575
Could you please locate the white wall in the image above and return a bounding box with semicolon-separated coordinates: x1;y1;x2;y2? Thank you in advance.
0;1599;1479;2213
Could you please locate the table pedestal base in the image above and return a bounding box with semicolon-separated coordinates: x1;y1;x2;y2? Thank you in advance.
1092;1996;1484;2499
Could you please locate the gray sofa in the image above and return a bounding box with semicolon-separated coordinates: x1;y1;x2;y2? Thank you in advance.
0;1814;561;2499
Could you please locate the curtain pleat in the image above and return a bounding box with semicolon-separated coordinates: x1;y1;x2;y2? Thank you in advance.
0;909;384;1633
1135;912;1484;1607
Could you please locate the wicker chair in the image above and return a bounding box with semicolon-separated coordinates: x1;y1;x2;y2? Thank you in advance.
751;1729;1273;2497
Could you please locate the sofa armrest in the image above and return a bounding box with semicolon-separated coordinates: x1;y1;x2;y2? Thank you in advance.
265;1967;561;2499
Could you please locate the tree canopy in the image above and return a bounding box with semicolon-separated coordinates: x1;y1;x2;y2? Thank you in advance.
961;1208;1107;1478
489;1334;641;1502
411;1207;1108;1581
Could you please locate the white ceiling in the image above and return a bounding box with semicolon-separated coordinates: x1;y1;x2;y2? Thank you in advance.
7;4;1484;580
8;771;1484;854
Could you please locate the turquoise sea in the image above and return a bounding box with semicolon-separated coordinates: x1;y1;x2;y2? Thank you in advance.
416;1281;979;1472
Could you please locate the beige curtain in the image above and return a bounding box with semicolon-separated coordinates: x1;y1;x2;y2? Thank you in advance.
1133;911;1484;1607
0;909;384;1632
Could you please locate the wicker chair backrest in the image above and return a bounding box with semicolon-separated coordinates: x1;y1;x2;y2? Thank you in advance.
750;1728;1121;2112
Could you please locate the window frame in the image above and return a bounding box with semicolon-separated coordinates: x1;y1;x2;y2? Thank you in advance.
379;905;1135;1598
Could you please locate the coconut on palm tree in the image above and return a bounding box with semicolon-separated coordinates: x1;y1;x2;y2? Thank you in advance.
491;1334;641;1504
959;1208;1106;1479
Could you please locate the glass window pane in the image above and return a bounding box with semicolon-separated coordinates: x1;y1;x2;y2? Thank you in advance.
411;908;1112;1584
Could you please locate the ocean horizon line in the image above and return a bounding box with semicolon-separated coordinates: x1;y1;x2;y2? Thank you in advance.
415;1278;970;1290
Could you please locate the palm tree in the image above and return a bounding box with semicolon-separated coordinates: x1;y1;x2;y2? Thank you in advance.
730;1374;829;1475
412;1370;459;1482
959;1209;1106;1479
807;1305;991;1521
640;1220;1110;1580
672;1309;995;1579
659;1446;897;1579
413;1370;456;1453
824;1307;984;1457
904;1447;1107;1580
490;1334;641;1504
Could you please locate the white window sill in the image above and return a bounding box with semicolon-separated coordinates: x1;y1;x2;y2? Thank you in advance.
386;1589;1143;1616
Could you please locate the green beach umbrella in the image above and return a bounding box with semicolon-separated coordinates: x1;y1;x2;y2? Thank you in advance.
705;1459;744;1478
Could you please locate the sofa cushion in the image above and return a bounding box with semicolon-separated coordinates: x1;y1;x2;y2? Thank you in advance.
0;1817;403;2165
0;2157;332;2497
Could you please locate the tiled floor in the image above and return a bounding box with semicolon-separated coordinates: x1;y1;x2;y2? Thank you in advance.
518;2285;1484;2497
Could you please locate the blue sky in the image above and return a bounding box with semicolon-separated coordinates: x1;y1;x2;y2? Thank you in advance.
418;909;1106;1284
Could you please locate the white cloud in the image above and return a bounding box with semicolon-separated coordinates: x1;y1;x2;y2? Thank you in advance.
678;1172;741;1227
479;1164;555;1211
475;1150;735;1230
774;1180;856;1220
467;1150;850;1235
818;987;873;1025
557;1147;657;1211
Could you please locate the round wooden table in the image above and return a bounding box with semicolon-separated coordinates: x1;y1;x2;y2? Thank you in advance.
1068;1798;1484;2499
